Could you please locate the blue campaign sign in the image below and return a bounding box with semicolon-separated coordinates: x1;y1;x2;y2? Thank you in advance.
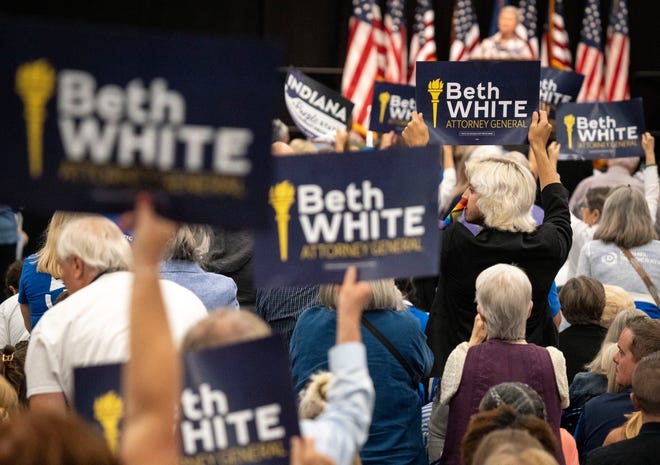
415;61;540;145
539;67;585;119
253;147;440;287
181;335;300;465
368;82;416;134
0;16;280;227
284;66;353;143
555;98;645;159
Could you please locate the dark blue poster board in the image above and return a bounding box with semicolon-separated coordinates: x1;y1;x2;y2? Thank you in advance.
415;60;540;145
368;82;416;134
555;98;645;159
0;16;280;227
539;67;585;119
253;146;440;287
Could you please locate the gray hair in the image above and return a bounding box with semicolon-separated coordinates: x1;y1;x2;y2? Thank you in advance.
607;156;640;172
57;216;131;273
466;157;537;233
500;5;522;23
479;382;547;420
594;185;657;248
182;309;272;351
475;263;532;340
319;279;406;311
164;223;212;263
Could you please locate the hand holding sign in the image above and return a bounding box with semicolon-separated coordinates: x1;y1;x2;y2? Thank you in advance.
528;111;561;189
336;266;372;344
642;132;656;165
402;112;429;147
290;437;335;465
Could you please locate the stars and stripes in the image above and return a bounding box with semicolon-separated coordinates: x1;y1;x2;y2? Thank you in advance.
408;0;437;85
516;0;539;59
576;0;605;101
381;0;408;83
542;0;573;69
342;0;383;133
450;0;481;61
604;0;630;101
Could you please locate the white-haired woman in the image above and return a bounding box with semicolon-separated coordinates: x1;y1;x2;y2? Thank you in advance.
427;111;571;375
429;264;568;465
290;278;433;465
577;184;660;315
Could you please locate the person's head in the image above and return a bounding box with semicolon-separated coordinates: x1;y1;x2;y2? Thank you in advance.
164;223;212;265
614;318;660;387
607;156;640;174
631;351;660;417
579;186;611;226
498;6;521;38
182;309;272;351
4;259;23;297
36;211;85;278
482;445;559;465
0;410;118;465
319;279;405;311
461;405;557;465
475;264;532;341
56;216;131;294
600;285;636;328
593;185;657;248
0;345;26;405
289;138;319;154
479;382;547;420
0;376;19;422
464;157;537;232
469;429;547;465
558;276;606;325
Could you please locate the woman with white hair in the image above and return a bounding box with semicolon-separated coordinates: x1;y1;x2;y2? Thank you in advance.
429;264;568;465
290;278;433;465
426;111;571;375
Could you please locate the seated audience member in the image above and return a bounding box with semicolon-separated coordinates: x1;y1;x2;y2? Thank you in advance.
558;276;608;383
290;275;433;465
576;317;660;462
0;260;29;347
585;351;660;465
600;285;636;328
0;376;20;421
577;185;660;316
25;215;207;413
602;410;642;446
428;264;568;465
1;344;26;406
461;406;558;465
160;223;239;311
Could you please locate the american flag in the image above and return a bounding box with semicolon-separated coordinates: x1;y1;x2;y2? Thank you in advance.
576;0;605;101
604;0;630;101
381;0;408;83
342;0;383;134
408;0;437;85
450;0;480;61
516;0;539;59
541;0;573;69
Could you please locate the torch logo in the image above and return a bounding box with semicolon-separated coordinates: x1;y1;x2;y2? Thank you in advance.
564;114;576;149
427;79;444;128
15;59;56;179
269;181;296;262
93;390;124;453
378;91;391;123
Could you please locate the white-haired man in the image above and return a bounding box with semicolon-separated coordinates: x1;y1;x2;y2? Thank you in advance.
25;214;207;413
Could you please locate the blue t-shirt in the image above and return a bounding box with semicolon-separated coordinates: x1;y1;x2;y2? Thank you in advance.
17;253;65;329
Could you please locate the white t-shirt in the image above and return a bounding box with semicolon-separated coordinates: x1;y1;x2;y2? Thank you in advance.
0;294;29;347
25;271;207;403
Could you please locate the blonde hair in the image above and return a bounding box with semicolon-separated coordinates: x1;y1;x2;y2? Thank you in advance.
0;377;19;423
601;285;636;328
36;211;85;277
319;279;405;311
466;157;537;233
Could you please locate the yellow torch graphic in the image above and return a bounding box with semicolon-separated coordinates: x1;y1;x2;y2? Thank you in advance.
564;114;576;149
269;181;296;262
93;391;124;453
15;59;56;179
378;91;391;123
427;79;444;128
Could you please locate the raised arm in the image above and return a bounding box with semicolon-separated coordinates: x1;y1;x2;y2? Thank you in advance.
528;111;561;190
642;132;658;222
402;111;430;147
120;193;179;465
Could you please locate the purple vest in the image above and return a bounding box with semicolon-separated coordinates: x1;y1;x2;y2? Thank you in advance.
440;340;565;465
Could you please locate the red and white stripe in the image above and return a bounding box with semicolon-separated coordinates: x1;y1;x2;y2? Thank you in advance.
382;15;407;83
576;43;604;101
541;5;572;68
408;9;436;85
604;31;629;101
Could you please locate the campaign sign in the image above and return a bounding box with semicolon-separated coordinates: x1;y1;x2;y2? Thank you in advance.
284;66;353;142
415;61;539;145
0;17;280;227
73;362;124;453
253;147;440;287
539;67;584;119
368;82;416;134
181;335;299;465
555;98;645;159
